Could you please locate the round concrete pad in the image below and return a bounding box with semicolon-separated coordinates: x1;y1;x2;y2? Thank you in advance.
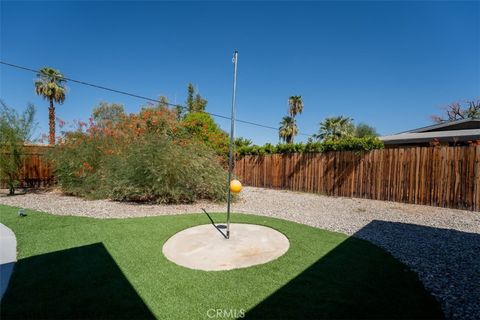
162;224;289;271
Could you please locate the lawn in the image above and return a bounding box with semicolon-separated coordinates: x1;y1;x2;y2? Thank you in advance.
0;204;443;319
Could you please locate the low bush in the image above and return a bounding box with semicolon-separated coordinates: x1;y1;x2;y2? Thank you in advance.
49;131;106;197
102;136;226;203
49;109;228;203
237;137;384;156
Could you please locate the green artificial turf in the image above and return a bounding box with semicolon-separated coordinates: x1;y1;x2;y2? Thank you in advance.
0;204;443;319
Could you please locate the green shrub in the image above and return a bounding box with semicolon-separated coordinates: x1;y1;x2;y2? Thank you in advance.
48;131;106;197
237;137;384;156
101;135;227;203
181;112;229;158
49;115;228;203
319;136;384;152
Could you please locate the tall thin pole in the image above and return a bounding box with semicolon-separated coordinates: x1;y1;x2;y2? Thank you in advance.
226;50;238;240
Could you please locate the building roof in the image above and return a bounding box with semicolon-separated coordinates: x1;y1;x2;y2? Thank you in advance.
380;129;480;145
399;118;480;134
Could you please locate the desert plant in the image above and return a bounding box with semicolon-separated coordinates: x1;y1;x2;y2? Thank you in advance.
102;135;227;203
48;130;106;197
49;107;228;203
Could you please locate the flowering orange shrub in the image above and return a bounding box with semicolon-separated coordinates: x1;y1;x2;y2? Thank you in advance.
49;107;228;203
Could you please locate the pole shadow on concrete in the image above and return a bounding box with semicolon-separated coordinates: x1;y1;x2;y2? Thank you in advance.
0;243;155;319
202;208;228;239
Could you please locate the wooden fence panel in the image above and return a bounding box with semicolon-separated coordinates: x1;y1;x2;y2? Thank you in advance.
2;145;479;210
234;146;480;211
1;145;54;188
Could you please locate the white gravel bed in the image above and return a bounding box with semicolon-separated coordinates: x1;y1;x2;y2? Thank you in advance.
1;187;479;319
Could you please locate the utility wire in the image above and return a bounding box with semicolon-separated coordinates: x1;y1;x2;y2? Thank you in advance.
0;61;314;137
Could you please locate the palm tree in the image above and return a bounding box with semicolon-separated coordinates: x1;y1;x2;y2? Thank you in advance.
316;116;354;141
279;116;298;144
34;67;66;145
288;95;304;117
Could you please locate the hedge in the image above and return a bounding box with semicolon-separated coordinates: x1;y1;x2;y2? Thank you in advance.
237;137;384;156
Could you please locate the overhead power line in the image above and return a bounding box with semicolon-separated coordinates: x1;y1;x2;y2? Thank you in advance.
0;61;314;137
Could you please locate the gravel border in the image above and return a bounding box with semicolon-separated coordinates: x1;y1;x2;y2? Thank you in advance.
1;187;479;319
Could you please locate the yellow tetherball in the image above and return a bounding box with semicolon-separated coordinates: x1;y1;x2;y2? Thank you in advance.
230;179;242;193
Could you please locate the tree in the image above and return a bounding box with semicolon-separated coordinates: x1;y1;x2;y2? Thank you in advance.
234;137;253;148
316;116;354;141
0;101;36;195
174;104;184;121
193;94;207;112
186;83;207;113
158;96;169;109
92;102;125;127
288;96;304;117
186;83;195;112
34;67;66;145
279;116;298;144
141;96;172;115
354;123;378;138
432;99;480;123
182;112;229;156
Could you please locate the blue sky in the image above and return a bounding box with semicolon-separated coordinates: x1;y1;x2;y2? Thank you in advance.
1;1;479;144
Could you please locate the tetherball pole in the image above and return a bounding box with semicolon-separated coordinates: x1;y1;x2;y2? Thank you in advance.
226;50;238;239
